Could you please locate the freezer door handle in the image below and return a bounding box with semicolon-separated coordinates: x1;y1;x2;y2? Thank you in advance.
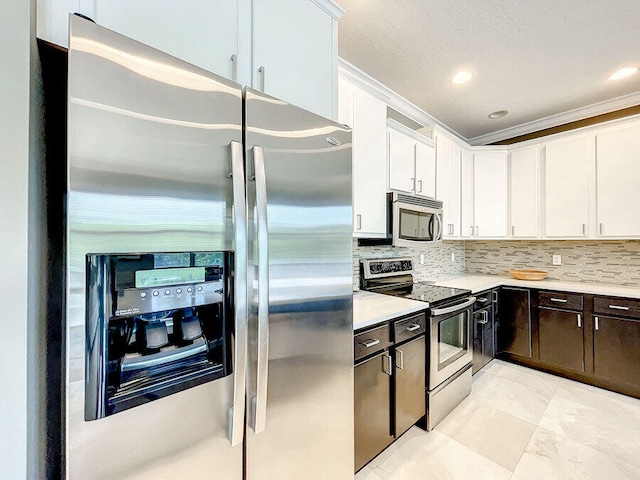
251;145;270;435
229;140;248;446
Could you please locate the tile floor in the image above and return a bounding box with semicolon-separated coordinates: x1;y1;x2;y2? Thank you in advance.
355;359;640;480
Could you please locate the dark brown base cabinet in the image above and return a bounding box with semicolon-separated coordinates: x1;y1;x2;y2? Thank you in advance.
472;290;496;374
354;352;393;472
593;315;640;388
354;312;427;472
497;289;640;399
497;287;532;359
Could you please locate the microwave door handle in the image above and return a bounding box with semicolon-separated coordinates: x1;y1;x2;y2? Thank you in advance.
435;213;443;240
229;140;248;446
251;145;270;435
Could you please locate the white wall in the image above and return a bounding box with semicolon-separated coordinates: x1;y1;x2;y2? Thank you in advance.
0;0;39;477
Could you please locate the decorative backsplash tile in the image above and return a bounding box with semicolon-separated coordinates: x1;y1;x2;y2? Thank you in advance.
352;239;465;290
465;240;640;287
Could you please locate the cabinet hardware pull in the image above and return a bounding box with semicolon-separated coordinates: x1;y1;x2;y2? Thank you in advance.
411;178;416;191
599;223;604;235
582;223;586;235
475;226;479;236
258;65;266;92
493;290;498;302
359;339;380;348
356;214;362;230
396;349;404;370
512;226;515;236
477;297;488;302
550;298;568;303
608;305;629;310
382;354;392;375
406;324;421;332
577;314;581;328
595;316;599;331
230;54;238;82
418;180;423;193
470;225;474;236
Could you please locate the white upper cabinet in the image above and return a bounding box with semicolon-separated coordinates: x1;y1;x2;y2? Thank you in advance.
543;136;590;238
339;77;388;238
472;151;508;238
388;120;436;198
460;148;474;239
596;122;640;237
509;145;540;238
388;128;416;194
37;0;342;119
433;132;462;238
415;141;436;199
38;1;240;78
252;0;339;119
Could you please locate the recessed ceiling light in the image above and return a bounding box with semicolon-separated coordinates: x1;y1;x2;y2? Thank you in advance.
488;110;509;119
608;66;638;81
451;71;473;84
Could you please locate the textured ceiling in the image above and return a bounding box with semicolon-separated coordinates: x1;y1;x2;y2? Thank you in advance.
337;0;640;143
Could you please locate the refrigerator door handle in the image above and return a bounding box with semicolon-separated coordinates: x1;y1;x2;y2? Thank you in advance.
229;140;248;446
251;145;270;435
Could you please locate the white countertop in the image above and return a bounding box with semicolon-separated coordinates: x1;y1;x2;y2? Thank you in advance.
353;291;426;331
431;274;640;299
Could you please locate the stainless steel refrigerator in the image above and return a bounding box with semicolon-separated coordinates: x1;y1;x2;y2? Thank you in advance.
65;15;353;479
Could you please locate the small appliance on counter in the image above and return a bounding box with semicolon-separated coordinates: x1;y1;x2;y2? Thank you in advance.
360;257;475;430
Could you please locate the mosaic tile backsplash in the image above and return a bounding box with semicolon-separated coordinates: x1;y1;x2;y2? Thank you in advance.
353;239;465;290
465;240;640;287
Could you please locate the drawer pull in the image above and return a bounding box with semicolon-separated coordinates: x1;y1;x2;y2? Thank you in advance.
359;339;380;348
595;316;599;331
405;324;421;332
550;298;568;303
608;305;629;311
477;297;488;302
577;313;581;328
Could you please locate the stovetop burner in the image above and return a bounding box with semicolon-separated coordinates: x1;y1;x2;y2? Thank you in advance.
359;257;472;307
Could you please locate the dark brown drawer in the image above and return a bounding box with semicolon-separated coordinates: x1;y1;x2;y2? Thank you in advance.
394;313;426;344
593;296;640;318
474;291;493;310
539;291;583;311
354;324;392;362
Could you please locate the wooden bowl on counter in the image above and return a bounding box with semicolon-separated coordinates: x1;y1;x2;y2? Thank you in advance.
508;269;548;280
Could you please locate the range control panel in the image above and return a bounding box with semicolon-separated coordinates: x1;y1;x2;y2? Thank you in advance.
361;257;414;279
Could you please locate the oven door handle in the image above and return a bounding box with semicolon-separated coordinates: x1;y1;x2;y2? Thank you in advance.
430;296;477;316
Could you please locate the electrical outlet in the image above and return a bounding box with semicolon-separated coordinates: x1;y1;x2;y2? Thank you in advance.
451;252;456;263
552;254;562;266
420;254;425;265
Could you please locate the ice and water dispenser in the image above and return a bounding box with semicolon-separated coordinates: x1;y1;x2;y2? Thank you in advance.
85;252;233;420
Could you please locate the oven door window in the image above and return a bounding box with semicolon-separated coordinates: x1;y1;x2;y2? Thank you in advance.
437;311;468;369
399;209;434;241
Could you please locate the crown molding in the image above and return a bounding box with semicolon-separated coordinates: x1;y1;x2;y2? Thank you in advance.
338;57;464;140
310;0;345;19
467;91;640;146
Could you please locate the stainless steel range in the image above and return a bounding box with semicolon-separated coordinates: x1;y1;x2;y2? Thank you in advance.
360;257;475;430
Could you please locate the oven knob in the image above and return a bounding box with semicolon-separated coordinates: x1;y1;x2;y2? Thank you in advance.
152;290;159;297
187;287;193;293
176;288;182;294
197;286;204;292
140;292;147;299
164;289;171;295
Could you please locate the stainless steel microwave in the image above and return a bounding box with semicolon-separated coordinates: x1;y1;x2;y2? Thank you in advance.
389;192;443;247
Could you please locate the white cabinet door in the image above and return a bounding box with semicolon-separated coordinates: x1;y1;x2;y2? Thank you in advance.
415;141;436;199
509;146;539;238
544;136;590;238
388;129;416;194
473;151;508;238
461;148;474;238
78;1;240;79
252;0;334;119
346;83;387;237
596;122;640;237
